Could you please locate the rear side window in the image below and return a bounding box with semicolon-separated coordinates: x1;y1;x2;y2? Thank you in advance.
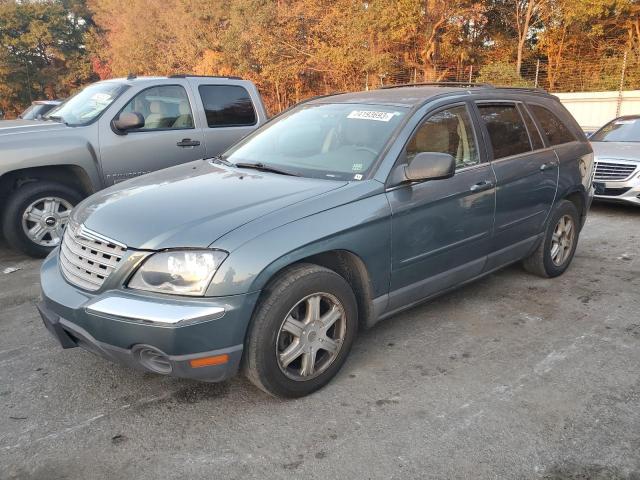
198;85;257;127
520;106;544;150
477;104;531;159
528;104;576;145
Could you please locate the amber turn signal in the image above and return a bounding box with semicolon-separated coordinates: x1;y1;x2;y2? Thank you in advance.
189;354;229;368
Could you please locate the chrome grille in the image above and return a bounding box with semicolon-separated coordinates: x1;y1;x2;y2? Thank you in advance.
593;161;638;181
59;223;127;291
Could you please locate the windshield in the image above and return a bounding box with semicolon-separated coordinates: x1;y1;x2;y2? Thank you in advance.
224;103;408;180
20;104;50;120
46;82;127;126
591;117;640;142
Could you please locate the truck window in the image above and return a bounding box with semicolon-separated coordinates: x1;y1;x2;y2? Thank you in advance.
122;85;194;130
477;103;532;159
198;85;257;127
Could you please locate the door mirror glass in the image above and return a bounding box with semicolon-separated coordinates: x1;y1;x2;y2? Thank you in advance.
404;152;456;181
112;111;145;133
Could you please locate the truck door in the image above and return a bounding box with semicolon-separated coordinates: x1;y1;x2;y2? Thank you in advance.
189;81;262;156
98;83;205;186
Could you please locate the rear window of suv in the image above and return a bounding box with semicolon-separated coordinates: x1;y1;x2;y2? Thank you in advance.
198;85;257;127
477;103;531;159
528;104;576;145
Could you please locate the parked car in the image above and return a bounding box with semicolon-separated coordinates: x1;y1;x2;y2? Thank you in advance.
18;100;63;120
0;75;267;257
38;84;594;398
589;115;640;206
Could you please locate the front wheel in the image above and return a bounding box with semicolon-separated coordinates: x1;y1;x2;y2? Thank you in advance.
244;263;358;398
2;181;83;258
523;199;580;278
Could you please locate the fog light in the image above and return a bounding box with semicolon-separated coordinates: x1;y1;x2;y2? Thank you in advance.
134;345;172;374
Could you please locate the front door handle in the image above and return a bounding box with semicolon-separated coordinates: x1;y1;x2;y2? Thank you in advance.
540;160;558;171
470;180;494;193
177;138;201;147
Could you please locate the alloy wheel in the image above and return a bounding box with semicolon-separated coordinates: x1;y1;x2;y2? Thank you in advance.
550;214;575;266
21;196;72;247
276;293;347;381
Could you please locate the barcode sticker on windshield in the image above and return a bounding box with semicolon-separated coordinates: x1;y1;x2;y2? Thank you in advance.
348;110;395;122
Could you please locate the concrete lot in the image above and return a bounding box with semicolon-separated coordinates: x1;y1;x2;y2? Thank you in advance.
1;203;639;480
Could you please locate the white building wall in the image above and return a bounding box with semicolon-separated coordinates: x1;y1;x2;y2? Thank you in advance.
554;90;640;131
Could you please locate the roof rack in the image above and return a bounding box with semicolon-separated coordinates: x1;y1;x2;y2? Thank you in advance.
491;86;548;93
168;74;243;80
380;82;494;89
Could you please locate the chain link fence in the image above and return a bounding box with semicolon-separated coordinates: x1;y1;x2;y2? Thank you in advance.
375;50;639;94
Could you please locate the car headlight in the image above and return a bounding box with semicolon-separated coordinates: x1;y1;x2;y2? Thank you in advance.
128;250;227;296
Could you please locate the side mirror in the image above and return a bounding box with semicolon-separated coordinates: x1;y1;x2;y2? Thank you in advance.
112;112;145;134
392;152;456;184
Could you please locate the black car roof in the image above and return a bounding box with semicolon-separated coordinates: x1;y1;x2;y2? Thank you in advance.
307;84;552;108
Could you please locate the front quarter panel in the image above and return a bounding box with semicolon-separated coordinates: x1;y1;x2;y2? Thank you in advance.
0;124;103;190
206;187;392;299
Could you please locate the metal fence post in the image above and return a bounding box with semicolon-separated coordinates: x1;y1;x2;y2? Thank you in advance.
534;59;540;89
616;50;628;117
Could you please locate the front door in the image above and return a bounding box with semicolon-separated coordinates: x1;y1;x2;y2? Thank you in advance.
475;102;559;267
386;104;496;311
99;84;205;186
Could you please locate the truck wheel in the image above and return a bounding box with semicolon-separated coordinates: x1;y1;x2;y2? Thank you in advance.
522;199;580;278
2;181;83;258
244;263;358;398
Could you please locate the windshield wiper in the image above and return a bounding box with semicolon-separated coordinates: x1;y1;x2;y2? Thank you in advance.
234;162;299;176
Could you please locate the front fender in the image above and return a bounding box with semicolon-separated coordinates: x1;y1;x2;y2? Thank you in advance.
206;192;392;298
0;126;103;191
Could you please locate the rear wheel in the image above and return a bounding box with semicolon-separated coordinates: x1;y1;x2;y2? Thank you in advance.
523;199;580;278
2;181;82;257
244;263;358;398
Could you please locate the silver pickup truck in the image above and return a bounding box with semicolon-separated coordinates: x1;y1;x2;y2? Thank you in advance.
0;75;268;257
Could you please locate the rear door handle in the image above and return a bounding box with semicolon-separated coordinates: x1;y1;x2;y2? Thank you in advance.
177;138;201;147
470;180;494;193
540;160;558;171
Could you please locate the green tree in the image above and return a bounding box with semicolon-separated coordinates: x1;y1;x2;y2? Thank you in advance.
0;0;96;117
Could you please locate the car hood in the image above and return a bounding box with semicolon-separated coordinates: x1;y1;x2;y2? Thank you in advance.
591;141;640;163
0;119;67;137
72;160;349;250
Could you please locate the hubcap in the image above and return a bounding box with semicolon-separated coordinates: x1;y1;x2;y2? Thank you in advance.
21;196;73;247
276;293;347;381
550;214;575;266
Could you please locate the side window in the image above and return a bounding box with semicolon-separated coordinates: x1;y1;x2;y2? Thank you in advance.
198;85;257;127
406;105;480;169
477;103;531;159
528;104;576;146
520;106;544;150
121;85;193;130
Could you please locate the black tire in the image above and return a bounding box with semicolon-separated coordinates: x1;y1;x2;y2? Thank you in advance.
2;181;83;258
523;199;580;278
244;263;358;398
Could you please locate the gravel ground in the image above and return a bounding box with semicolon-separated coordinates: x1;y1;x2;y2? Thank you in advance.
1;203;639;480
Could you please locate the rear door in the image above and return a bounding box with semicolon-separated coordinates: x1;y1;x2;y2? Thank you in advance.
189;80;265;156
386;103;496;310
475;101;559;269
98;82;205;186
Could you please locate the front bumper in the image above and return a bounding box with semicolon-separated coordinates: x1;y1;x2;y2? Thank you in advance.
38;249;260;382
593;175;640;206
